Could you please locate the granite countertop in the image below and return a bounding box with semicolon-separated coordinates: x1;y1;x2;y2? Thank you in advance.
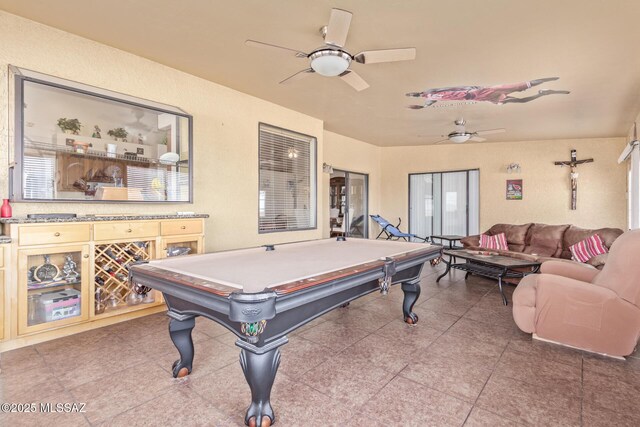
0;213;209;224
0;235;11;244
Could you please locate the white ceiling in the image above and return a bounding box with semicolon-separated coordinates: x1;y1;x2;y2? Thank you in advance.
2;0;640;146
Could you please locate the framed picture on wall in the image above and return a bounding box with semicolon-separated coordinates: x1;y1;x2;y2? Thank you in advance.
506;179;523;200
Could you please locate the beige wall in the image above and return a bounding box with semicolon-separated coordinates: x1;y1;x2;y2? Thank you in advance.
380;137;628;233
0;12;632;253
322;131;381;238
0;11;324;251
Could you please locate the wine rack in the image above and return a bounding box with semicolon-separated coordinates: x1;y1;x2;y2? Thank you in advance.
94;241;153;313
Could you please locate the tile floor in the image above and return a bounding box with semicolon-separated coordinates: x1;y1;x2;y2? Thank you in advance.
1;265;640;426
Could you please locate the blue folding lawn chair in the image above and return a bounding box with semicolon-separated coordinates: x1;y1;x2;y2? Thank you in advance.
370;215;429;243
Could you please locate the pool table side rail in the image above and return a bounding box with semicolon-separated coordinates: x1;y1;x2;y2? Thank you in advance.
130;245;441;297
271;245;440;295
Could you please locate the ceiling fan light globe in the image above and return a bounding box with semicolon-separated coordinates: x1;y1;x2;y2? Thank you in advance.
309;50;351;76
449;134;470;143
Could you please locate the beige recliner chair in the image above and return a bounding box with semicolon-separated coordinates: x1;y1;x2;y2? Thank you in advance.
513;229;640;357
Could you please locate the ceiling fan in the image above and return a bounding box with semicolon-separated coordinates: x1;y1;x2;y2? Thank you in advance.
124;108;152;132
618;122;639;163
431;119;506;144
245;8;416;91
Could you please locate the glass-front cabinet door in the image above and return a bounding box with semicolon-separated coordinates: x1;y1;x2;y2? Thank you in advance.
18;244;89;335
159;235;203;259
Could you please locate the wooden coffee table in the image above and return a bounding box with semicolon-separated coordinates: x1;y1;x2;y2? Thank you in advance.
436;249;540;305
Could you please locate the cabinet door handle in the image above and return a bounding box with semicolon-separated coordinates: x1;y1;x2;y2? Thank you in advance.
126;228;132;233
83;254;89;259
54;232;61;237
180;225;186;230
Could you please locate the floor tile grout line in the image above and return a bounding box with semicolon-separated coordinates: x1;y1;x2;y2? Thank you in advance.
465;336;524;426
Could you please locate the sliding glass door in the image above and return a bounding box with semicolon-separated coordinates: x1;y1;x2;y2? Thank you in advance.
409;169;479;238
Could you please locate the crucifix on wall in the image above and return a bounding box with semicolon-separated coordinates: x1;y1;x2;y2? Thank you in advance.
554;149;594;210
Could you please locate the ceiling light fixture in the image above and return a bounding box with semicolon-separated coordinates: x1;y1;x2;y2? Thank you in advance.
449;133;471;144
309;50;351;77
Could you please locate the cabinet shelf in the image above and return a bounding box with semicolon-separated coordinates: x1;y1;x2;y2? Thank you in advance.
25;140;182;167
28;280;81;291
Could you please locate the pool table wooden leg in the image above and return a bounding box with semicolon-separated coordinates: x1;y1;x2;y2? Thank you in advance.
240;346;281;427
401;280;421;325
168;314;196;378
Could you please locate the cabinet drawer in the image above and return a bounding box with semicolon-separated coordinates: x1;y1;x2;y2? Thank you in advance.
160;220;203;236
19;224;91;246
93;221;158;241
0;246;4;268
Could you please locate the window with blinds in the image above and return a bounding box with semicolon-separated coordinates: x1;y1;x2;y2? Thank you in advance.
258;123;317;232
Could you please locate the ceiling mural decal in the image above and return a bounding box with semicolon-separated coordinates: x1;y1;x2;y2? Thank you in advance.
406;77;570;109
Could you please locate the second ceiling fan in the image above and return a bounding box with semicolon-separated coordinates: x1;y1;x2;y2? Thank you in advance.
246;8;416;91
432;119;506;144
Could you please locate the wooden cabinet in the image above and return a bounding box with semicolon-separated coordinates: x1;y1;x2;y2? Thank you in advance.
93;221;158;241
0;245;5;341
19;223;91;246
160;219;203;236
17;244;90;335
0;216;205;351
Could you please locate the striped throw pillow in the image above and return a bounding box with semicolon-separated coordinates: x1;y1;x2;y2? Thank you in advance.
479;232;509;250
569;234;608;263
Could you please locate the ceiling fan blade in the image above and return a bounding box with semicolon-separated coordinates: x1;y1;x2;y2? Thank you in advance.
324;8;352;47
433;139;449;145
245;40;308;58
475;128;506;136
279;68;315;84
353;48;416;64
470;136;487;142
339;70;369;91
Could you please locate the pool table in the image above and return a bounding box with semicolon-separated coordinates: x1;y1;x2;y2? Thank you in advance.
129;237;440;426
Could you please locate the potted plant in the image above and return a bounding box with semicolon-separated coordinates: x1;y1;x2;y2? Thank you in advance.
107;127;128;142
57;118;82;135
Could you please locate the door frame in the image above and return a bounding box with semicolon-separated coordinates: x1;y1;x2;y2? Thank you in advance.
331;169;369;238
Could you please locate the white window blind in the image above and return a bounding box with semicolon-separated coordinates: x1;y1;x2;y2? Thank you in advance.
23;155;55;199
259;124;317;232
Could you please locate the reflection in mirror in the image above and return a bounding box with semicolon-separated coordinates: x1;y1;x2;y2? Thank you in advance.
12;67;193;203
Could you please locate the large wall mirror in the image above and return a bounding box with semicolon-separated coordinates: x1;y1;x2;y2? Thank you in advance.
10;66;193;203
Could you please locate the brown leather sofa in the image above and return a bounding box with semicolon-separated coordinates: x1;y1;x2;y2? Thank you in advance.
512;230;640;357
460;223;623;269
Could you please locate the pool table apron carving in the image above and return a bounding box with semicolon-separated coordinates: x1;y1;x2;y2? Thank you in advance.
130;238;441;427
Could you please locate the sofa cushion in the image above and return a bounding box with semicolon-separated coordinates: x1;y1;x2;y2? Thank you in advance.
561;226;624;259
460;235;480;247
586;253;608;269
524;224;570;257
487;223;532;246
